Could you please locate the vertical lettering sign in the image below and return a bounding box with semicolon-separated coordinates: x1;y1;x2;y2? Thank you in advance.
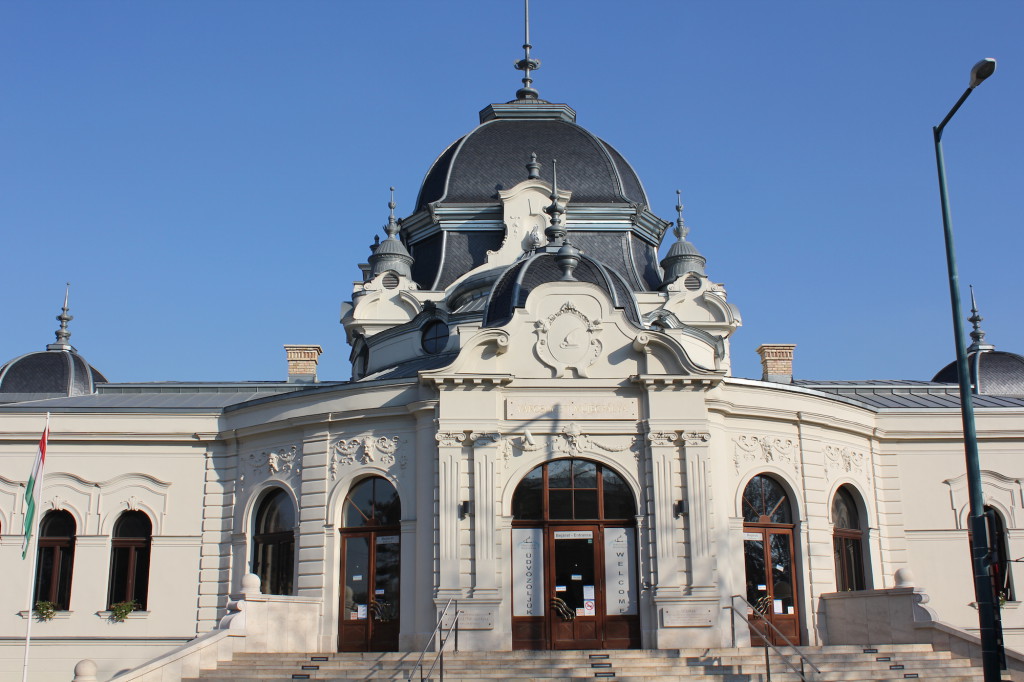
512;528;544;616
603;527;637;615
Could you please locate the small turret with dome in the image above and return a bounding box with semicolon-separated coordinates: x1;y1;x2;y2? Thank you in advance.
0;285;107;403
932;287;1024;396
661;190;707;287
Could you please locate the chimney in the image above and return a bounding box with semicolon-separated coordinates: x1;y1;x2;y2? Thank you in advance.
284;345;323;384
756;344;796;384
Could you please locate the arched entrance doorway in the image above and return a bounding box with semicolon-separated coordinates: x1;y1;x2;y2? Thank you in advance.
741;474;801;645
338;476;401;651
510;458;639;650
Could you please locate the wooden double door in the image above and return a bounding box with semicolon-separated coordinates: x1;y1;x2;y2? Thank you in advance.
338;530;400;651
743;525;801;646
512;524;640;650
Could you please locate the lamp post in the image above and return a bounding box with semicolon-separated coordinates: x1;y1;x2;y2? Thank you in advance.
932;57;1001;682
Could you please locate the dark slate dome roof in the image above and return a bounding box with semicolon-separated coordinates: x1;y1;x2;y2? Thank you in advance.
0;350;107;399
933;350;1024;396
482;250;642;328
416;118;649;211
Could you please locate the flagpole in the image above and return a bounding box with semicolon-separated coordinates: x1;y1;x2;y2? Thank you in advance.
21;515;42;682
22;412;49;682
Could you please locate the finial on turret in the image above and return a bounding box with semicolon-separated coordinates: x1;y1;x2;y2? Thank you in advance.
544;159;566;243
967;285;993;352
526;152;541;180
513;0;541;100
47;282;75;351
674;189;689;241
385;186;400;239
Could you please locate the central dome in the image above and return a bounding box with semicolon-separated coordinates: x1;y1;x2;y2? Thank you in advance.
416;106;648;212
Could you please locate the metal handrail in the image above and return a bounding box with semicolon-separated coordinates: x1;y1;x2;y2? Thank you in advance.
420;609;463;682
726;594;821;681
406;598;461;681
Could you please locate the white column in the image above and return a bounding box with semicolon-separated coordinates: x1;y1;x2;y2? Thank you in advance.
646;430;684;598
435;429;465;600
683;431;714;591
469;432;501;598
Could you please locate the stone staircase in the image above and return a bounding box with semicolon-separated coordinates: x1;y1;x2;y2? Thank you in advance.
183;643;1003;681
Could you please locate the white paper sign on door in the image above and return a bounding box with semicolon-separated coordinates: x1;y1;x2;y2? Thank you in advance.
604;527;637;615
512;528;544;616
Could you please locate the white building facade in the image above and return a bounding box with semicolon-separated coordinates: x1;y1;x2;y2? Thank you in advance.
2;65;1024;682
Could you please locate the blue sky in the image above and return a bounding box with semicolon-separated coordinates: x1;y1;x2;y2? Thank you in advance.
2;1;1022;383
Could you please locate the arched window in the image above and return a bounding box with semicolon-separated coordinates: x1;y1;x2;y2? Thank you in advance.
987;507;1014;603
108;511;152;610
35;510;76;610
511;459;636;521
252;488;296;595
343;476;401;528
832;486;866;591
742;474;792;524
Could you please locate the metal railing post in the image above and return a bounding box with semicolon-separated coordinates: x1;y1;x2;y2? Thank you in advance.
765;645;771;681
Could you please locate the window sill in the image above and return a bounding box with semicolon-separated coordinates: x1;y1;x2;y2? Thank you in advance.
96;610;150;621
17;610;72;620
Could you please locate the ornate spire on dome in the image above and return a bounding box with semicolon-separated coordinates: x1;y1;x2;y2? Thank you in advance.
674;190;688;241
368;187;415;280
385;186;399;239
513;0;541;100
544;159;566;244
660;190;707;288
967;285;994;353
46;282;76;352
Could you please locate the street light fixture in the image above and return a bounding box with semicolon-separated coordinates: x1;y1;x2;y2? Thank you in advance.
932;57;1001;682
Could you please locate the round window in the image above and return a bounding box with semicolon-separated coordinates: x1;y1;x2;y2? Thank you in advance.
421;321;449;355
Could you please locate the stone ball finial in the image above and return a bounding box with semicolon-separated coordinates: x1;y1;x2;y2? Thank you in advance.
894;567;915;588
73;659;99;682
240;572;262;596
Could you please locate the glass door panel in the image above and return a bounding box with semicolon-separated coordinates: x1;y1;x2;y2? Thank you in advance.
550;528;601;649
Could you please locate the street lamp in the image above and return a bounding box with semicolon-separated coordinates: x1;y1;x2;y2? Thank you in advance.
932;57;1001;682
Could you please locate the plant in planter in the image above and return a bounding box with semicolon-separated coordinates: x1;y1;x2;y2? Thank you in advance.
108;600;139;622
34;601;57;621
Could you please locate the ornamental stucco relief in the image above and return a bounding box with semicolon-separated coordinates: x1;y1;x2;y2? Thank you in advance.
824;444;870;482
556;422;638;459
733;434;799;474
331;436;403;478
240;445;301;489
534;302;603;377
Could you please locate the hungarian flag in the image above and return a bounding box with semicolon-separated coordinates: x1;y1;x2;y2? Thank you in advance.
22;415;49;559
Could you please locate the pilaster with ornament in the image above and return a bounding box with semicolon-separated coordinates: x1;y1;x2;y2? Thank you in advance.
469;431;502;598
435;428;466;598
645;429;684;598
682;431;714;591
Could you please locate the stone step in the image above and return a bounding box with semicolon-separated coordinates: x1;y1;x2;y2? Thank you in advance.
194;644;994;682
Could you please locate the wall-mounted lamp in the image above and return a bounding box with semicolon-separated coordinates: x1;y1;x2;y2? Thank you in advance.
459;500;472;520
674;500;688;518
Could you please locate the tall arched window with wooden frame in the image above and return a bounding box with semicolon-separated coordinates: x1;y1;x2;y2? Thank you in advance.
986;506;1014;604
35;510;76;610
831;486;866;591
252;488;296;595
108;511;152;610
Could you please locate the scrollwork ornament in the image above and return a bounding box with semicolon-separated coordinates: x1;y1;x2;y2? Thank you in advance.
684;432;711;447
556;422;637;457
824;444;868;482
733;434;798;473
647;431;679;447
435;431;467;448
330;435;402;479
124;495;142;511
